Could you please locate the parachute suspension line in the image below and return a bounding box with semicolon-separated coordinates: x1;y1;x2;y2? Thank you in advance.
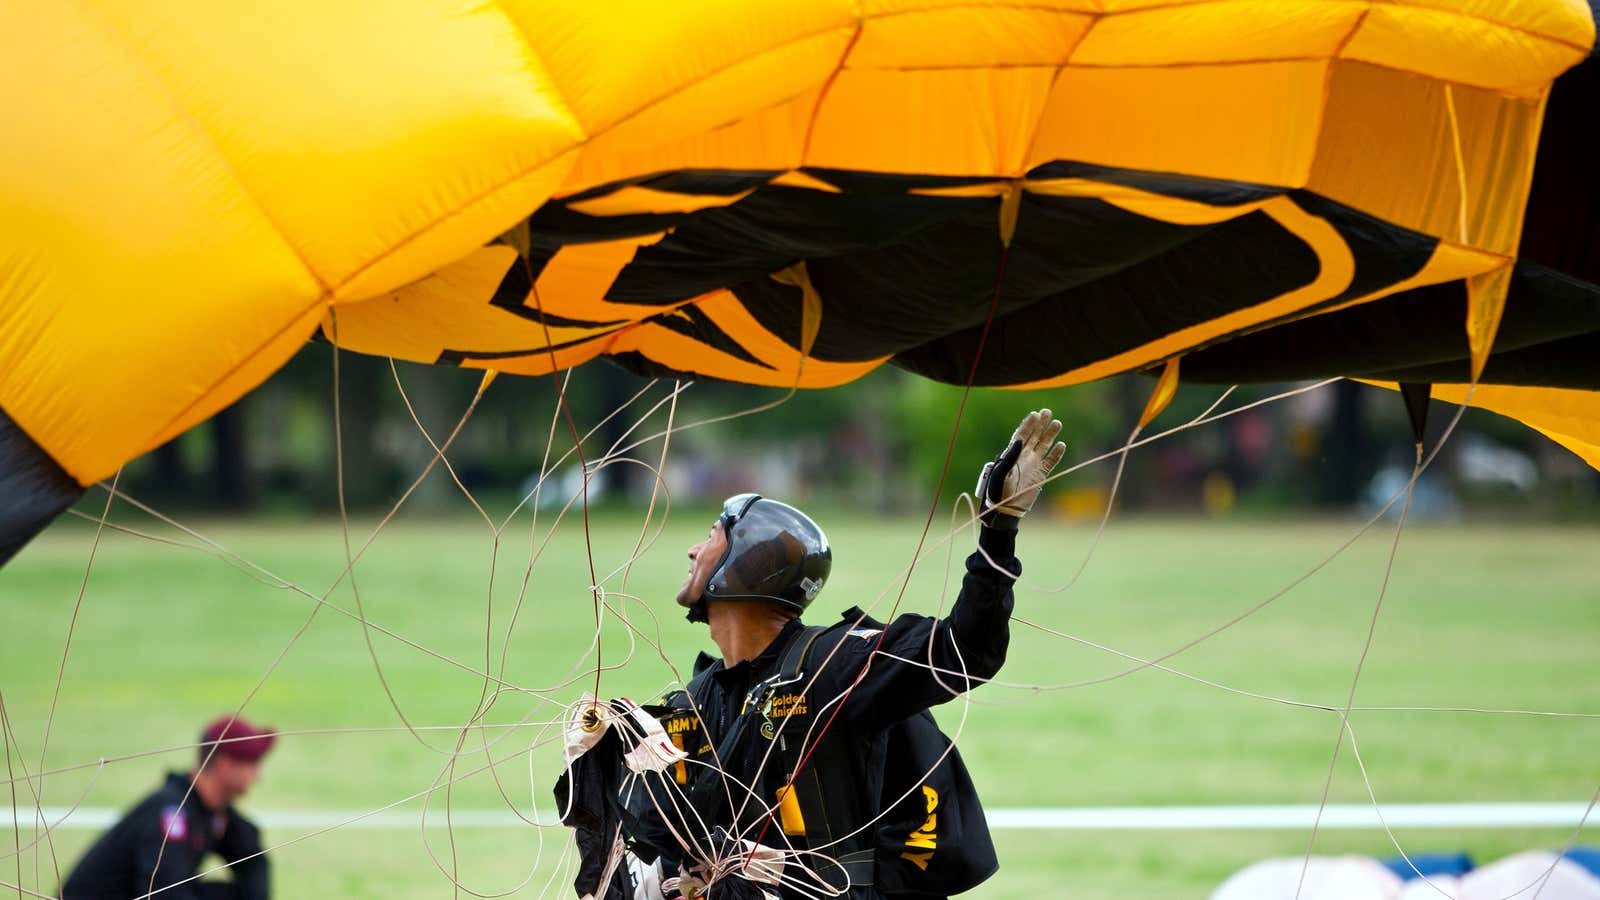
3;687;31;895
1007;378;1334;533
619;382;682;600
905;498;982;702
132;315;420;900
745;182;1022;862
1338;719;1461;899
496;375;668;532
725;378;1338;726
1347;722;1600;900
1533;786;1600;900
981;604;1600;719
495;383;689;719
458;464;684;880
147;315;506;900
78;494;559;701
1291;382;1488;899
996;377;1478;705
393;328;554;856
404;269;597;899
23;378;601;897
1294;455;1420;900
500;373;586;724
506;369;575;668
328;317;448;754
389;360;496;531
387;354;536;883
0;721;590;795
97;361;495;638
1016;377;1242;596
562;355;606;701
389;359;553;885
501;389;690;700
0;760;105;869
33;465;120;887
522;272;606;708
173;733;571;900
68;502;546;699
1040;357;1184;595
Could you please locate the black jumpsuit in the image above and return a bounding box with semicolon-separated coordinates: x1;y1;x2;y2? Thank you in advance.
61;772;269;900
633;526;1020;899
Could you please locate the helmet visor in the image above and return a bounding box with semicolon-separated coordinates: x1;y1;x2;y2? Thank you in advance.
719;492;761;532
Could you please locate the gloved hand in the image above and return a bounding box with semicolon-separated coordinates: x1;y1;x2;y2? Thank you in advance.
974;408;1066;529
628;854;668;900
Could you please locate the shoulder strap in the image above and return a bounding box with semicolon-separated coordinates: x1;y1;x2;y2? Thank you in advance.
744;624;827;723
779;625;828;681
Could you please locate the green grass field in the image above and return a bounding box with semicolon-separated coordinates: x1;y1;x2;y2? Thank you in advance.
3;507;1597;898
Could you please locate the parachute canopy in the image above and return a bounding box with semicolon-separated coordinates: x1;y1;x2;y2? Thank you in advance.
2;0;1598;561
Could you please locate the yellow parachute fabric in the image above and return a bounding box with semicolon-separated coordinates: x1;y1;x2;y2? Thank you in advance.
1;0;1597;560
1367;382;1600;470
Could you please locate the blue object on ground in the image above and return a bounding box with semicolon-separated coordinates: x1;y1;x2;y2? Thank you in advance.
1560;847;1600;878
1382;853;1475;881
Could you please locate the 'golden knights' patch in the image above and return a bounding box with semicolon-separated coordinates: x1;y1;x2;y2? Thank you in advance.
767;693;806;719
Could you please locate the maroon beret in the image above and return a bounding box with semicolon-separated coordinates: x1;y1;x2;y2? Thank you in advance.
201;715;276;763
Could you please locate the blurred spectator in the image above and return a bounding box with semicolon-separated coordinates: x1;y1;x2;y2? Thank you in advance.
62;716;276;900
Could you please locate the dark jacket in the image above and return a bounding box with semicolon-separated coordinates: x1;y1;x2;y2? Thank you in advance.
632;526;1020;898
61;772;269;900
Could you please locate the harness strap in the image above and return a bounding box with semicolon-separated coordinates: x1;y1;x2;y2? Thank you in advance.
768;624;882;890
837;849;875;887
778;626;828;681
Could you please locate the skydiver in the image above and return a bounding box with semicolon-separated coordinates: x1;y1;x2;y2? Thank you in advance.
560;409;1065;899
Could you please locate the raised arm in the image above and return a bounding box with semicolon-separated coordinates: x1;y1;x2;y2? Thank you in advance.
829;409;1065;726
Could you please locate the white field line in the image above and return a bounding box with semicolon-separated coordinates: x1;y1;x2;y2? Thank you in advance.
14;803;1592;831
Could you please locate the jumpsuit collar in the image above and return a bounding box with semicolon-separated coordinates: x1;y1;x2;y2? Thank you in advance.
707;617;806;686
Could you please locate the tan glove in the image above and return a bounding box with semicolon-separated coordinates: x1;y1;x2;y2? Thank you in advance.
974;409;1066;528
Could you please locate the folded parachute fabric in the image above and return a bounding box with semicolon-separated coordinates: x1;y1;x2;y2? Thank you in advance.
1398;875;1461;899
1456;851;1600;900
1210;855;1402;900
1217;850;1600;899
555;696;685;900
554;721;630;900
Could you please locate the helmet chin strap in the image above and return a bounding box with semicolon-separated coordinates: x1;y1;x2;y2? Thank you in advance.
686;598;710;624
686;591;790;625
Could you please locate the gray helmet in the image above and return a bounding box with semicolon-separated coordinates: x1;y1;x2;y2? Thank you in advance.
689;493;832;623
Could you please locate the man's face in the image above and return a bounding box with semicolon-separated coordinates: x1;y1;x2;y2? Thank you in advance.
675;519;728;614
211;756;262;804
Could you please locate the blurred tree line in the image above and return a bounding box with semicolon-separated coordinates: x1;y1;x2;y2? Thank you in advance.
120;343;1597;521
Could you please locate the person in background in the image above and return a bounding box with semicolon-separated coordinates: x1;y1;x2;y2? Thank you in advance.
62;715;275;900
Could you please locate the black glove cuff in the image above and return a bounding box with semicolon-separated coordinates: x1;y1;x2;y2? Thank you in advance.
978;438;1025;529
982;512;1019;532
978;521;1019;559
